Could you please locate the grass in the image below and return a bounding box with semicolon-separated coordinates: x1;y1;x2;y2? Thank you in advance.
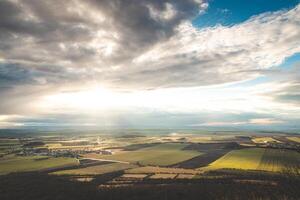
203;148;300;173
53;163;137;175
0;155;78;175
287;137;300;143
84;143;202;166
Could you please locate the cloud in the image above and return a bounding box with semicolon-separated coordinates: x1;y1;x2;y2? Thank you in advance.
0;0;208;114
194;118;285;127
0;0;206;70
0;115;26;127
0;1;299;91
125;5;300;88
260;63;300;106
0;1;300;128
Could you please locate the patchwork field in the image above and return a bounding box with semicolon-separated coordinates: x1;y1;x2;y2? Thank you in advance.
84;143;202;166
1;134;299;180
53;162;137;175
172;142;239;168
0;155;78;175
203;148;300;172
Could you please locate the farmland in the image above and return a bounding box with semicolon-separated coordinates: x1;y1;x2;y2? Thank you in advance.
0;155;78;175
287;137;300;143
0;139;21;156
0;132;300;185
0;131;300;200
204;148;265;171
53;163;137;175
258;149;300;172
204;148;300;172
125;166;199;174
149;173;177;179
251;137;281;144
84;143;202;166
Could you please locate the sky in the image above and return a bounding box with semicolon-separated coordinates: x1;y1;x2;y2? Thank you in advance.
0;0;300;130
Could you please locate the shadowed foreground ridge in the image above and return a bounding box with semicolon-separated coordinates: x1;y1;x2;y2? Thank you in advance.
1;171;300;200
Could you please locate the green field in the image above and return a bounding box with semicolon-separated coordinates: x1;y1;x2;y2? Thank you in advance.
0;139;22;155
203;148;300;172
0;155;79;175
85;143;202;166
53;163;137;175
258;149;300;172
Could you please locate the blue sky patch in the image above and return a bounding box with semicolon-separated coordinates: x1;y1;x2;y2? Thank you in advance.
193;0;300;28
279;53;300;69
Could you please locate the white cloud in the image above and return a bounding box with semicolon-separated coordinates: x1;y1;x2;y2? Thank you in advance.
0;1;300;128
129;4;300;88
194;118;285;127
249;118;284;125
0;115;25;127
1;1;300;90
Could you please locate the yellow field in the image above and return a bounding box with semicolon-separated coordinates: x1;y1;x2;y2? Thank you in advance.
176;174;195;179
186;137;213;143
252;137;281;144
46;143;97;150
149;173;177;179
203;148;300;173
287;137;300;143
204;148;265;171
53;162;137;175
121;174;148;179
